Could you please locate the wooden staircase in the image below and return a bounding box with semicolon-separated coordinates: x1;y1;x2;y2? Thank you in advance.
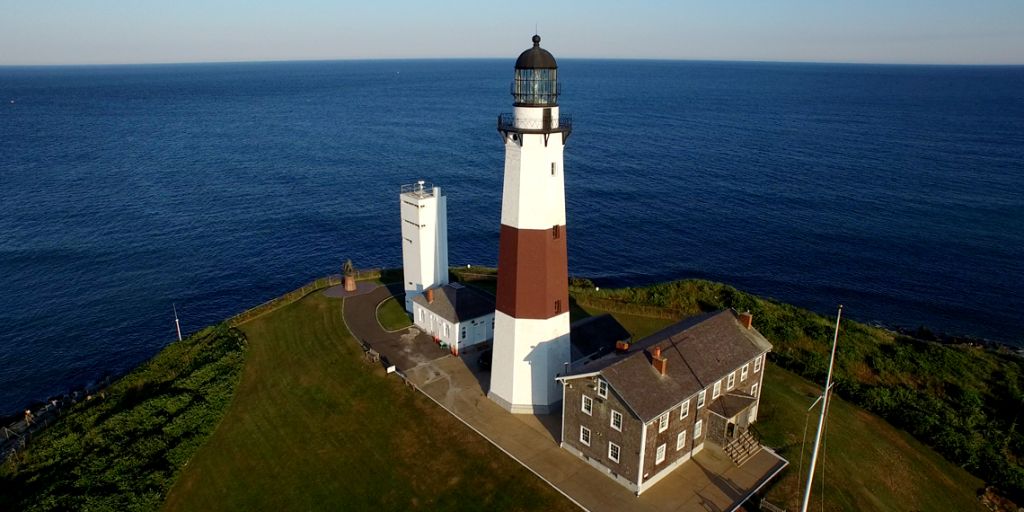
724;429;762;466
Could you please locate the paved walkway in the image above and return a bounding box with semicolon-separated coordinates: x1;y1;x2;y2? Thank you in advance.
338;283;447;371
341;284;787;512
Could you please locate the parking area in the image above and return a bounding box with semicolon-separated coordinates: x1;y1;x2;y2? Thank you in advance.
335;283;448;370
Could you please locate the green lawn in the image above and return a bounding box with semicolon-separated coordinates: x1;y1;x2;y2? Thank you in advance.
162;291;577;512
758;364;984;511
376;295;412;331
572;301;673;340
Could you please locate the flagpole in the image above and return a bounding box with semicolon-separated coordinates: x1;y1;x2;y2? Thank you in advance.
173;303;183;342
800;305;842;512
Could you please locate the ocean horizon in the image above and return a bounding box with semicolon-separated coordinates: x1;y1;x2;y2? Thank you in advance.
1;58;1022;416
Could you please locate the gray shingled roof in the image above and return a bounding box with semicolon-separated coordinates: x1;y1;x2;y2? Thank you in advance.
710;392;757;419
565;310;772;422
412;283;495;323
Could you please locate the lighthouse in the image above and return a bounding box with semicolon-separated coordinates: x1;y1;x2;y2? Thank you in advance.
488;35;572;414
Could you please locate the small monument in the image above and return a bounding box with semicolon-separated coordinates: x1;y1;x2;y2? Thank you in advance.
343;259;358;292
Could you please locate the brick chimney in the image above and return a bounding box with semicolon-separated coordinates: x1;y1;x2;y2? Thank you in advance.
651;347;668;376
426;288;434;304
738;311;753;329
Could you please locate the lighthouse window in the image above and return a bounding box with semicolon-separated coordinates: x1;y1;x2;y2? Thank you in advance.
554;299;562;314
552;225;560;239
551;162;556;175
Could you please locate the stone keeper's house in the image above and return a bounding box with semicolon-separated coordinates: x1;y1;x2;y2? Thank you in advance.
557;309;772;495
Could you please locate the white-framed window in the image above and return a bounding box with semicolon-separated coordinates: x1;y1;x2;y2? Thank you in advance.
597;379;608;398
676;430;687;450
658;412;669;433
679;399;690;420
694;419;703;438
582;395;593;416
443;323;450;338
751;383;759;398
741;363;749;382
580;425;591;446
610;410;623;431
655;443;666;464
608;442;620;463
713;380;722;399
727;371;736;390
697;390;706;409
754;354;762;373
418;308;424;322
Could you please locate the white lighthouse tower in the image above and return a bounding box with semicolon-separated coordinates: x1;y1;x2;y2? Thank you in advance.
400;181;449;313
489;35;572;414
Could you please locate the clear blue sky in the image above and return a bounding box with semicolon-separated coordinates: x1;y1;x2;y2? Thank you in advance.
2;0;1022;65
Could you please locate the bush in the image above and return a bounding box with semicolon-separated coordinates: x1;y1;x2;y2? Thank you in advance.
0;325;247;511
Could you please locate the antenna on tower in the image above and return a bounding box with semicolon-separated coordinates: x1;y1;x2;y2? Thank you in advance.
173;303;183;342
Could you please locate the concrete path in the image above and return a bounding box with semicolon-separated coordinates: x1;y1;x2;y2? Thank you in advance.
323;281;378;298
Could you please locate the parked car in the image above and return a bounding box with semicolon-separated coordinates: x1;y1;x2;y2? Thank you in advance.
477;349;492;372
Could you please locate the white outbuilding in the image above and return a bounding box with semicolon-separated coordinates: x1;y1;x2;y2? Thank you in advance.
412;283;495;353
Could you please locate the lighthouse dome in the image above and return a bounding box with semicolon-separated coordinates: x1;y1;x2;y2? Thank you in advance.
515;35;557;69
512;35;559;106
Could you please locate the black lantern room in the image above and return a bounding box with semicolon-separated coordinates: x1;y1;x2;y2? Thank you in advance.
513;35;559;107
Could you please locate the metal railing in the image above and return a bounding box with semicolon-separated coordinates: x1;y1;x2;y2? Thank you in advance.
400;181;434;198
497;113;573;134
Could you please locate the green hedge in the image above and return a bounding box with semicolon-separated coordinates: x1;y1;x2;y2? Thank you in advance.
0;325;247;511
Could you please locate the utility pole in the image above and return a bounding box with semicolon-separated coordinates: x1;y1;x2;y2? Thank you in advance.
173;303;182;342
800;305;843;512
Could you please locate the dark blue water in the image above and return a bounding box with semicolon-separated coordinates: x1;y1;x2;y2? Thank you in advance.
2;60;1022;416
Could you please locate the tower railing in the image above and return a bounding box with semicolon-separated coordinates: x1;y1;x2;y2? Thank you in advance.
400;182;434;198
497;113;573;135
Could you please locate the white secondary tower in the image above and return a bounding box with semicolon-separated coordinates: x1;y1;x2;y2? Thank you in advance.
489;35;573;414
400;181;449;313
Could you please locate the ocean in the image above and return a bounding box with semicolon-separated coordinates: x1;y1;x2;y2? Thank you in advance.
1;59;1022;416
